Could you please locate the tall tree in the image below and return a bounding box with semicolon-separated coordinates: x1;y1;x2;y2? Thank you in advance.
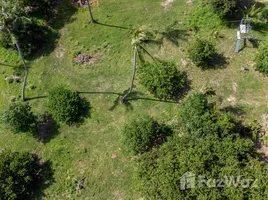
86;0;95;23
121;27;152;103
0;0;29;101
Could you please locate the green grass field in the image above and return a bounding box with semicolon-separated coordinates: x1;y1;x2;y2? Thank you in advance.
0;0;267;199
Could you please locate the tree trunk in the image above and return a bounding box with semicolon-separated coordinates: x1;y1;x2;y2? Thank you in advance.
86;0;95;23
15;43;28;102
121;45;137;104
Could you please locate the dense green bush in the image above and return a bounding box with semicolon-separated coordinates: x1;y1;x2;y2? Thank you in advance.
188;39;217;69
136;134;268;200
203;0;254;18
1;102;36;132
0;0;57;56
136;93;268;200
203;0;236;17
122;116;172;155
178;93;242;138
0;19;52;56
47;87;88;124
0;151;41;200
138;62;186;100
185;5;224;31
255;38;268;75
19;0;55;18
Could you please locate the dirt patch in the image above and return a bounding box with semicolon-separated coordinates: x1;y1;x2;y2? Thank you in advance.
73;53;100;65
161;0;174;10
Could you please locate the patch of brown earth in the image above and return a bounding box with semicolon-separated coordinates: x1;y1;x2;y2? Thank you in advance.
73;53;100;65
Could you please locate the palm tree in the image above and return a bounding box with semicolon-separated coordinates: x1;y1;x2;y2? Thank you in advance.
121;27;151;103
86;0;95;23
0;1;29;101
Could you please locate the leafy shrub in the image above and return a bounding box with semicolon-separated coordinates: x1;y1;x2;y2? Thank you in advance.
255;38;268;75
1;102;36;132
188;39;217;69
136;133;267;200
138;62;187;100
203;0;236;17
19;0;56;18
122;116;172;155
185;5;224;31
0;151;41;200
178;93;241;138
47;86;88;124
0;19;52;56
203;0;254;18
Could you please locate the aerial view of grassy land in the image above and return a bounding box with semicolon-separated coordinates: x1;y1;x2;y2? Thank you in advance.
0;0;268;199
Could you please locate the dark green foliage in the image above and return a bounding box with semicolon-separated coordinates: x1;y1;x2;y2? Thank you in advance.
203;0;254;18
204;0;236;17
0;151;41;200
122;116;172;155
255;38;268;75
136;134;268;200
178;93;241;138
1;19;52;56
138;62;186;100
19;0;56;19
47;86;88;124
135;93;268;199
188;39;217;69
1;102;36;132
0;0;57;56
185;5;224;31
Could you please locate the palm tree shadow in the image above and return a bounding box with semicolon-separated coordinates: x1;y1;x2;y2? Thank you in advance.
27;0;78;60
94;21;135;30
158;29;189;46
0;63;17;68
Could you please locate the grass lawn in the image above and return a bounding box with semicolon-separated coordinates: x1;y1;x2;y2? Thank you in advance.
0;0;267;199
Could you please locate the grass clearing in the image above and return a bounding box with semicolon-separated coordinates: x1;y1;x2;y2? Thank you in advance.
0;0;267;199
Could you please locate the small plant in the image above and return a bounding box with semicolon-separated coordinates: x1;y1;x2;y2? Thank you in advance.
1;102;36;132
0;150;41;199
138;61;187;100
47;86;89;124
263;136;268;147
122;116;172;155
188;39;217;69
255;38;268;75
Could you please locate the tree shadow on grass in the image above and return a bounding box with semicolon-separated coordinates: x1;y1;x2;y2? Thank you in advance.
94;21;135;30
27;0;78;60
32;160;55;199
158;29;189;47
34;112;60;143
72;97;92;127
221;106;246;117
210;53;228;69
199;53;228;70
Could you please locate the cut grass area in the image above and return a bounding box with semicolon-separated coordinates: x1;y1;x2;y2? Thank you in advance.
0;0;267;199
